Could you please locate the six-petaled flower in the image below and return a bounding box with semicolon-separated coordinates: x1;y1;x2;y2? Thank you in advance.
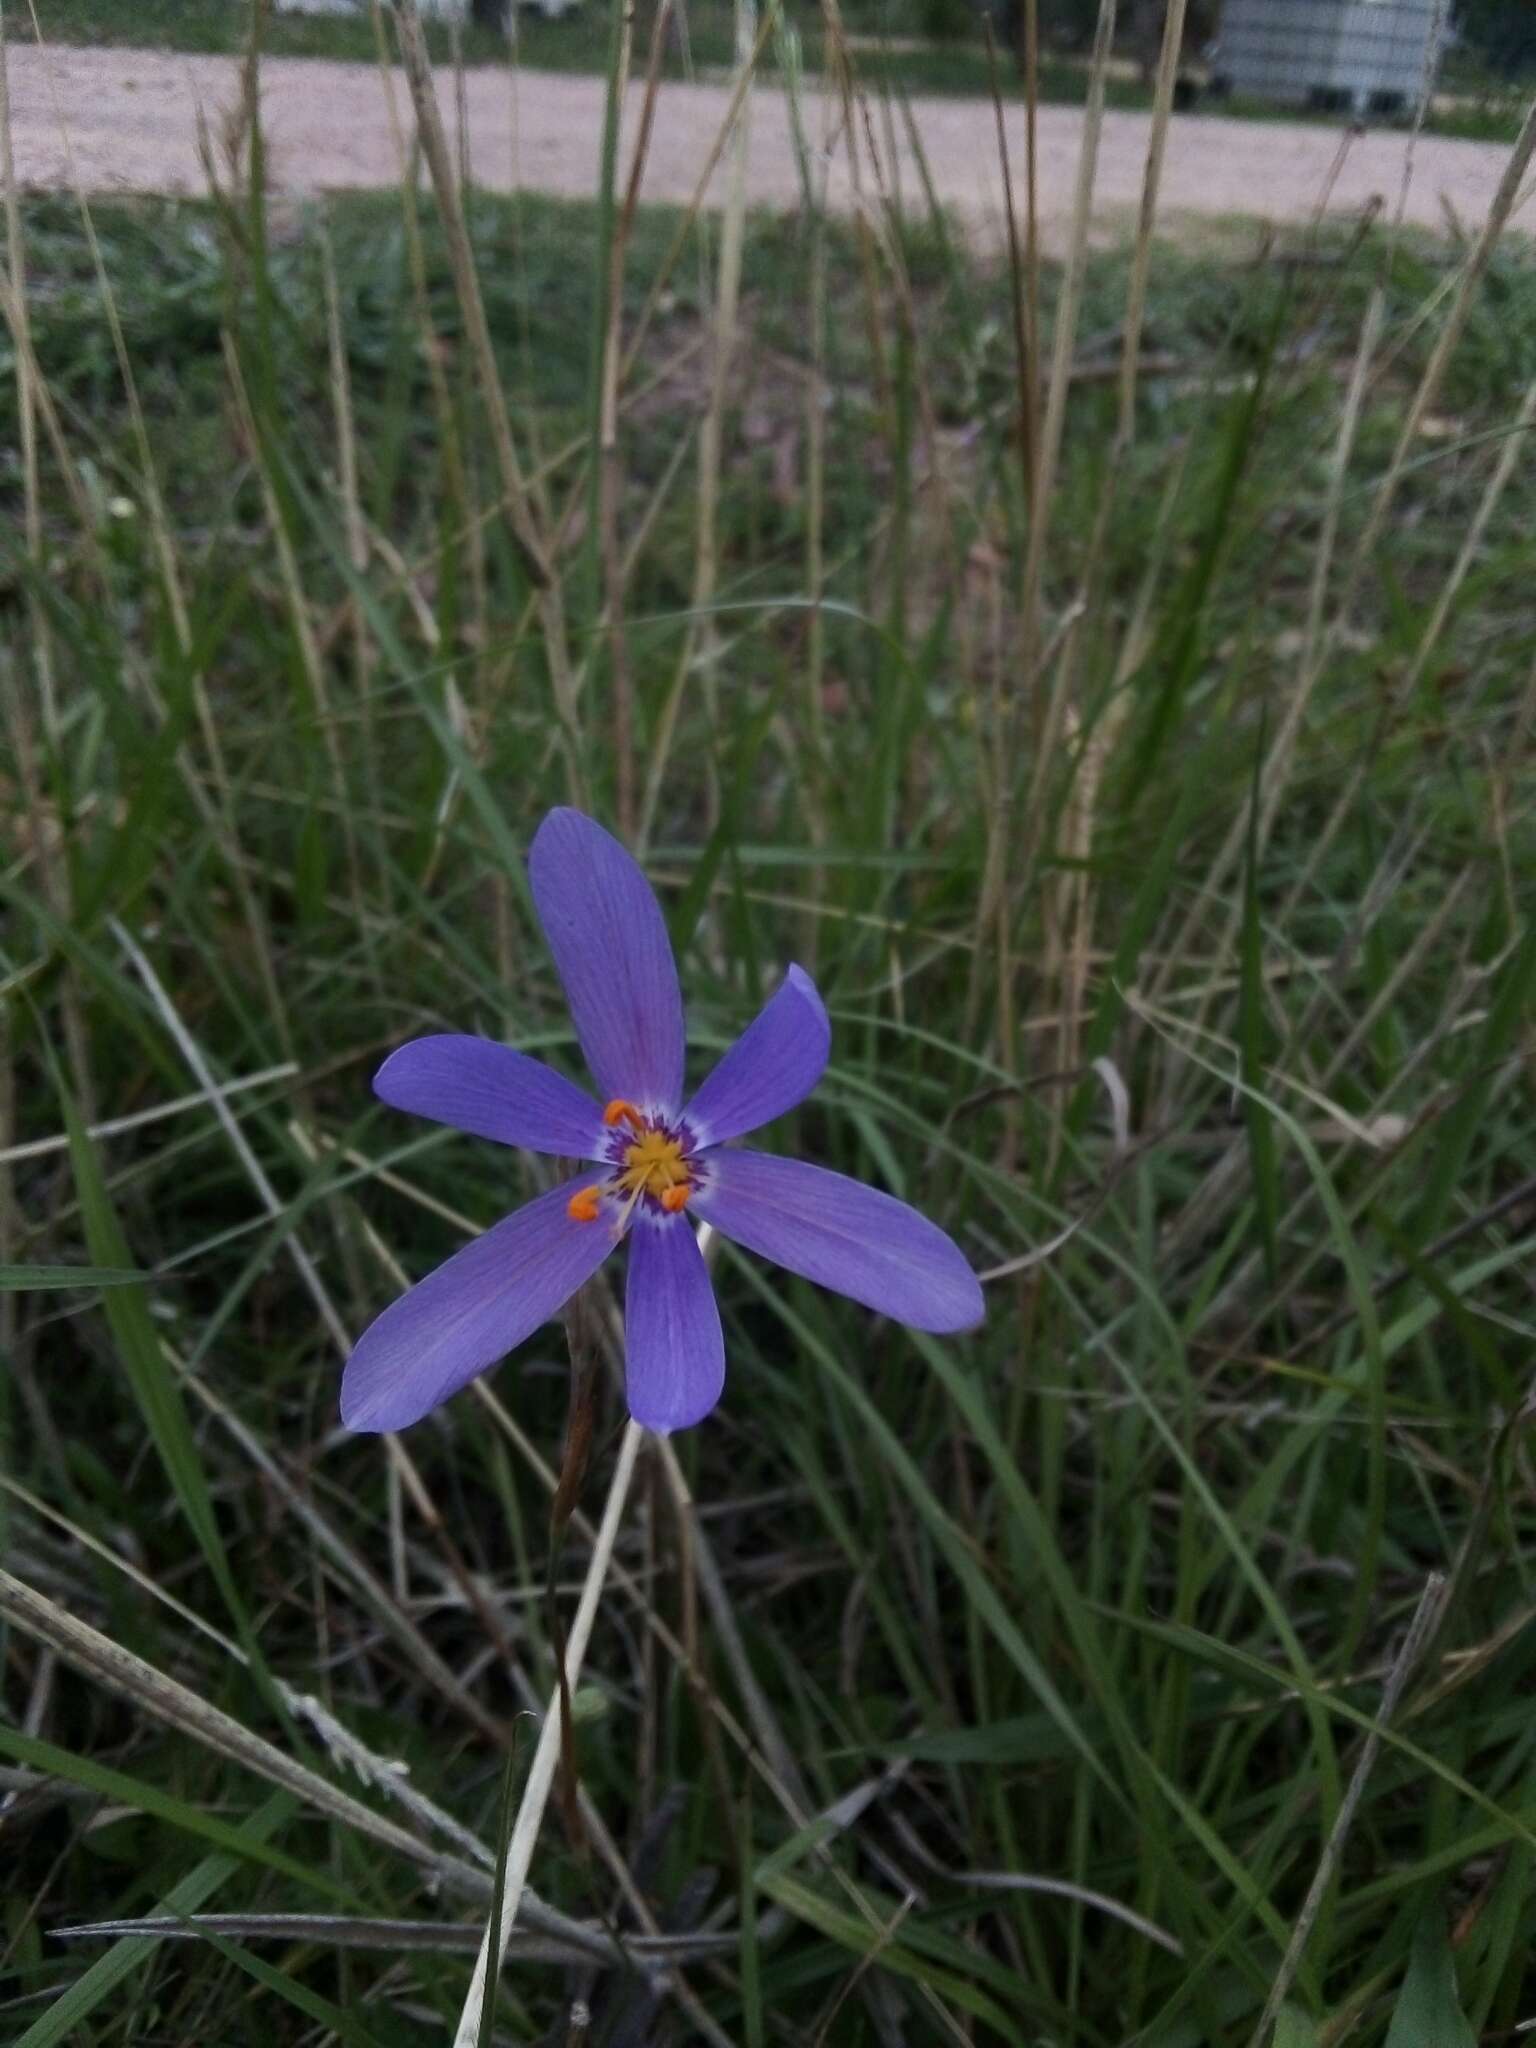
341;808;983;1436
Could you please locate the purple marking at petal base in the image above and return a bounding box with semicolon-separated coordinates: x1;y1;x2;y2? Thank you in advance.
684;964;830;1148
375;1035;607;1160
695;1148;984;1334
528;809;686;1115
623;1213;725;1432
341;1177;615;1432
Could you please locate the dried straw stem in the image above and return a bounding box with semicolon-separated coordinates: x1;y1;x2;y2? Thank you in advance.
451;1420;644;2047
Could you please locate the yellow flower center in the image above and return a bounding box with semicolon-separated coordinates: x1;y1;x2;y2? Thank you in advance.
567;1102;696;1224
618;1129;692;1202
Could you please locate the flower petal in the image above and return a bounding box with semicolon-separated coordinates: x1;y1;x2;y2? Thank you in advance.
623;1214;725;1432
695;1149;984;1334
341;1177;615;1432
528;808;686;1115
683;965;830;1148
375;1035;607;1159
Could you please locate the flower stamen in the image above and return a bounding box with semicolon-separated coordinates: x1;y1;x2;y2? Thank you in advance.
601;1119;696;1229
612;1179;649;1240
566;1186;602;1224
617;1129;690;1197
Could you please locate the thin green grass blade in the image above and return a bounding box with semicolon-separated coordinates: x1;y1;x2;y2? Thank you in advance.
1273;2007;1323;2048
0;1264;149;1288
1383;1906;1476;2048
0;1729;347;1899
739;1789;764;2048
1405;920;1536;1247
725;1254;1131;1812
758;1873;1034;2042
1119;295;1283;812
60;1087;252;1643
1123;1619;1536;1854
14;1793;298;2048
183;1923;391;2048
1239;718;1280;1292
477;1744;521;2048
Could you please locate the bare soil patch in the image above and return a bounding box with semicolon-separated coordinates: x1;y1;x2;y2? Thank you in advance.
8;40;1532;247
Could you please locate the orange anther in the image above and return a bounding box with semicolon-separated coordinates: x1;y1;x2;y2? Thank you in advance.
603;1099;643;1128
567;1186;602;1224
660;1184;691;1214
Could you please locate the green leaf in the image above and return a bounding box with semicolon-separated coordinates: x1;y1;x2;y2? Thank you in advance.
60;1087;251;1642
732;1255;1128;1815
478;1743;522;2048
1123;1616;1536;1855
294;777;329;928
740;1787;764;2048
14;1793;297;2048
0;1728;350;1906
190;1925;390;2047
0;1264;149;1290
669;684;782;957
760;1873;1032;2040
1383;1906;1476;2048
1272;2007;1322;2048
1406;920;1536;1247
1120;292;1282;812
1239;712;1279;1290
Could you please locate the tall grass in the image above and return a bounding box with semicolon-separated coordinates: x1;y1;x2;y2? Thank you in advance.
3;4;1536;2044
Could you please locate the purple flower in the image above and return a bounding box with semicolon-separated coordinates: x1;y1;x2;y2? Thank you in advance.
341;808;983;1436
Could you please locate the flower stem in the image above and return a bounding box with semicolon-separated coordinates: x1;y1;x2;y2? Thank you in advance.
450;1418;643;2047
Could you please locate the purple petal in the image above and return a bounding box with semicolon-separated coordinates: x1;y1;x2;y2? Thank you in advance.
623;1214;724;1432
375;1036;606;1159
684;965;830;1148
695;1149;984;1334
341;1178;615;1432
528;809;685;1115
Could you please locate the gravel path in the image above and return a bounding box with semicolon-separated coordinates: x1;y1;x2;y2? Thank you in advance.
8;40;1532;246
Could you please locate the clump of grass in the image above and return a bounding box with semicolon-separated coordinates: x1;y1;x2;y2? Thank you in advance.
3;6;1536;2045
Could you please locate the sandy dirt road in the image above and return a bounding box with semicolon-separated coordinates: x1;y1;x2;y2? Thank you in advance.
7;40;1533;247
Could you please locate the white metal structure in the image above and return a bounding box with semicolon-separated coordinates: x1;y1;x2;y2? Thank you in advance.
273;0;581;20
274;0;472;15
1214;0;1445;116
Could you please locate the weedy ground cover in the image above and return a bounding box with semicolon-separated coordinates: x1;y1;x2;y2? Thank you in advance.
3;8;1536;2044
